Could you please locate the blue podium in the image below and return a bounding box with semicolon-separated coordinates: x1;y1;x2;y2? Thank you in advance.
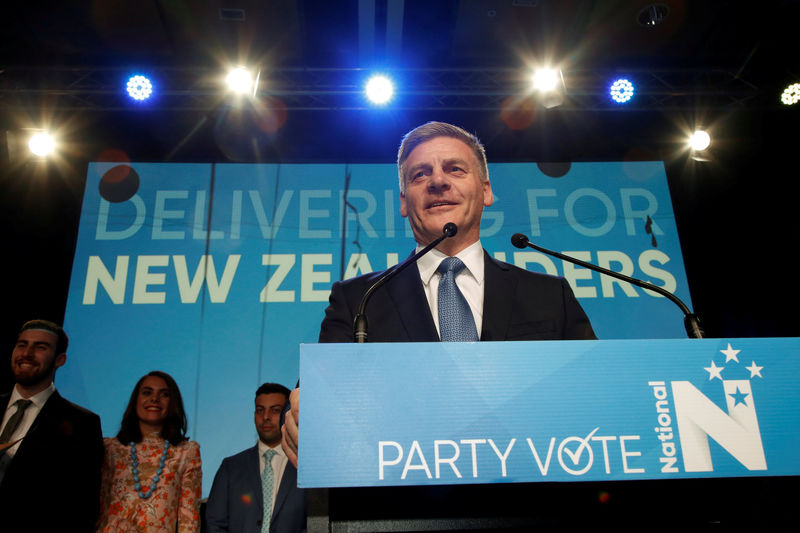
299;338;800;531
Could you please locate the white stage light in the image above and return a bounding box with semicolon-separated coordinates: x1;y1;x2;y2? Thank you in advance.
226;67;253;94
126;75;153;101
781;83;800;105
28;132;55;157
365;75;394;105
689;130;711;151
610;78;634;103
532;69;559;92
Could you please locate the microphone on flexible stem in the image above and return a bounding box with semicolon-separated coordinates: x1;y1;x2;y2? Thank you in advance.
511;233;704;339
353;223;458;343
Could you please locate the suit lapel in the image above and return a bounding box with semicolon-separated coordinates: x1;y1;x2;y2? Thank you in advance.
14;391;61;455
248;446;265;515
272;462;296;519
0;391;59;477
481;251;516;341
385;258;439;341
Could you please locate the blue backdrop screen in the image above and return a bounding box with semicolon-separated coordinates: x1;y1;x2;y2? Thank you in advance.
62;160;690;494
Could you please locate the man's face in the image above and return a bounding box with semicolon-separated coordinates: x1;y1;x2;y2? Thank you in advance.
255;392;287;447
400;136;493;251
11;329;65;388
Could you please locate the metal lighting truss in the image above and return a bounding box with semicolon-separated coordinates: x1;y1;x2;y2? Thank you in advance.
0;66;763;112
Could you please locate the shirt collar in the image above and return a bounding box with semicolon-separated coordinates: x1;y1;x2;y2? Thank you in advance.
258;439;286;458
9;382;55;410
417;240;484;286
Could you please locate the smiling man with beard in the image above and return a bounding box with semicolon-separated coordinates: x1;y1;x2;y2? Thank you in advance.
0;319;103;532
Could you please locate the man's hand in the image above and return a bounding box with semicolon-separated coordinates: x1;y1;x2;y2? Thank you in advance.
281;387;299;468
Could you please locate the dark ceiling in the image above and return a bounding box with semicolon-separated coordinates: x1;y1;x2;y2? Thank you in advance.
2;1;794;73
2;0;798;163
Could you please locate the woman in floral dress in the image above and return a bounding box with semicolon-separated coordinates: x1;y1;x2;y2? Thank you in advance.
96;371;202;532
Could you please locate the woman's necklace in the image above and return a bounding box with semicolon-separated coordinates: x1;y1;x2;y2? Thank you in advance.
129;439;170;499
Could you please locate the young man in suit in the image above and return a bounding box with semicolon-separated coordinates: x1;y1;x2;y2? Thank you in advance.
0;319;104;532
282;121;595;466
206;382;306;533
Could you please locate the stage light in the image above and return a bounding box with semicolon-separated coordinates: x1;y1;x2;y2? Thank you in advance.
28;132;55;157
226;67;254;94
531;68;564;109
609;78;635;103
532;69;559;92
688;130;711;151
781;83;800;105
126;75;153;101
365;75;394;105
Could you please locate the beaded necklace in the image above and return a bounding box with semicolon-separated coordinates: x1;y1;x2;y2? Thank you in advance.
129;439;170;499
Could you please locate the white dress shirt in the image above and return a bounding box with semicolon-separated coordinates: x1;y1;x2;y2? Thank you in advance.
416;240;485;339
257;439;288;510
0;382;55;458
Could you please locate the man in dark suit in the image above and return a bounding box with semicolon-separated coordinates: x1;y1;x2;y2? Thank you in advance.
206;382;306;533
282;121;595;465
319;250;593;343
0;319;103;533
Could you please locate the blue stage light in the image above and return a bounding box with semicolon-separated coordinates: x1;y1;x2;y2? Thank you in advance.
609;78;635;103
365;75;394;105
126;75;153;101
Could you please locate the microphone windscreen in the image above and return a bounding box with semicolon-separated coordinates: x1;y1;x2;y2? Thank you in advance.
511;233;529;249
443;223;458;237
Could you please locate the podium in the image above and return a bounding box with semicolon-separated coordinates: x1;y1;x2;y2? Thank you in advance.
299;338;800;531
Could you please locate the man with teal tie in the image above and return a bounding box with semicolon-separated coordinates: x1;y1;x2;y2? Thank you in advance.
206;383;306;533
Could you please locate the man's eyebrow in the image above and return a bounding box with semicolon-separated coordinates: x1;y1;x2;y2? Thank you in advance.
18;340;54;347
443;157;470;168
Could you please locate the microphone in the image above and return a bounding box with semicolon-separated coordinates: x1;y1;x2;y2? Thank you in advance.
511;233;703;339
353;223;458;343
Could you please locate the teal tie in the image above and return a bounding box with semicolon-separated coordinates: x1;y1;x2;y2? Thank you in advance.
261;449;277;533
437;257;479;341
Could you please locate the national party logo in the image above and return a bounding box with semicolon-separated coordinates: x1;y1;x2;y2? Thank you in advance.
648;342;767;474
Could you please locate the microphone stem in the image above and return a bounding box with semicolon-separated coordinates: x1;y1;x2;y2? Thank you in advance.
353;232;450;343
521;240;703;339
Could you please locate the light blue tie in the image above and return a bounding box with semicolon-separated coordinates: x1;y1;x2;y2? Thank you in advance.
437;257;479;342
261;449;277;533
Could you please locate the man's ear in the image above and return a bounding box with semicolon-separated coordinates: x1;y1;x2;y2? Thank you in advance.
54;352;67;370
400;193;408;218
483;180;494;207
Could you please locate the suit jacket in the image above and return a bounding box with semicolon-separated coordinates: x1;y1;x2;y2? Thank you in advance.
0;390;103;533
316;250;596;523
319;250;596;342
206;445;306;533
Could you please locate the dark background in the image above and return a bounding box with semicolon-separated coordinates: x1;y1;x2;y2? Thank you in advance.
1;1;798;528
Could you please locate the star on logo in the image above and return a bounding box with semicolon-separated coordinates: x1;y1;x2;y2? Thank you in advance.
746;361;763;378
704;360;724;381
720;343;740;363
728;387;750;407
